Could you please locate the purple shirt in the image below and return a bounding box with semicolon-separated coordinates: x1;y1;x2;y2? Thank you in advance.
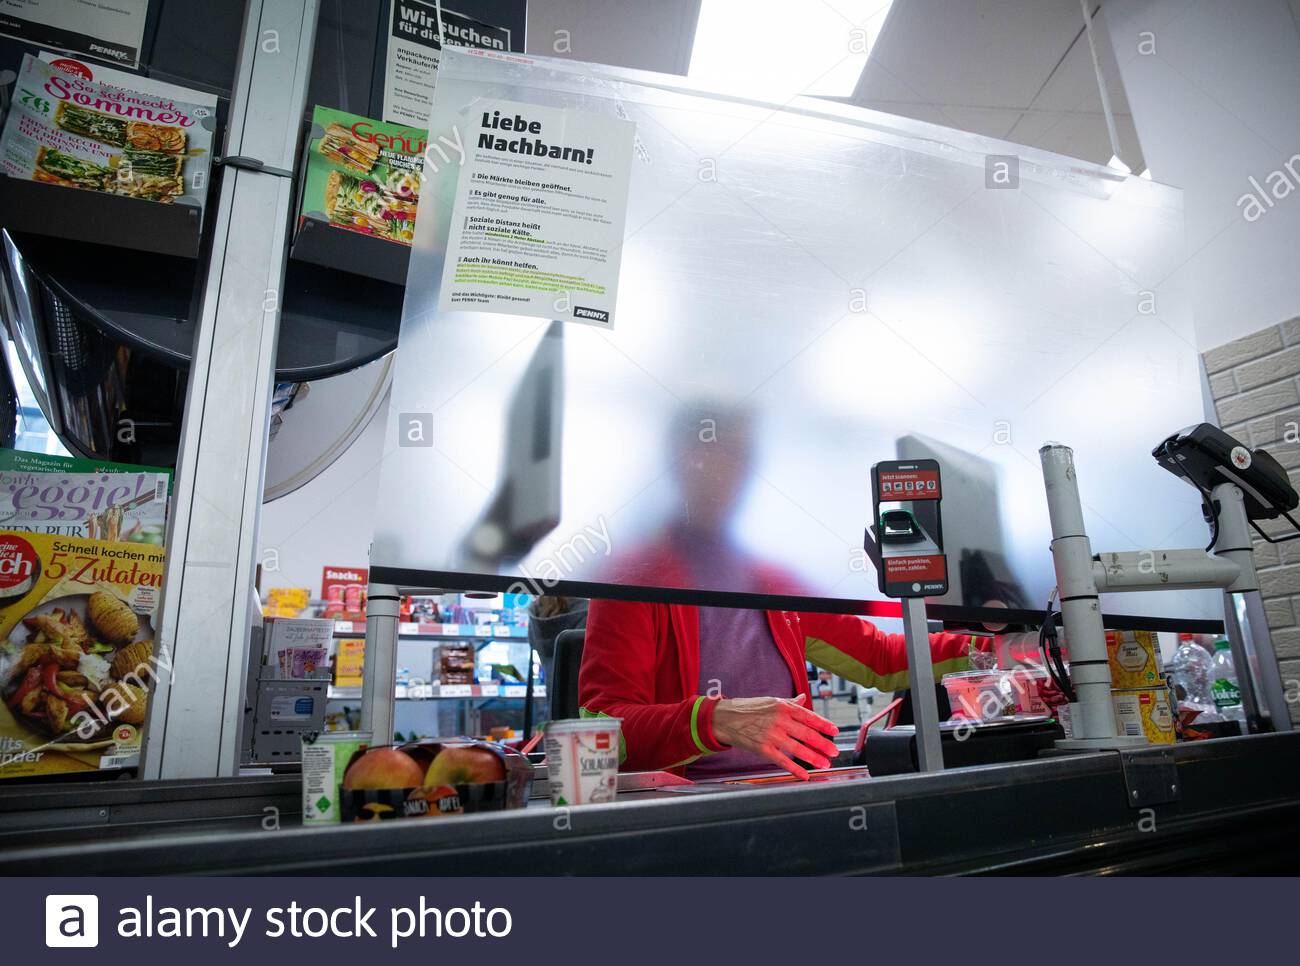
685;606;795;780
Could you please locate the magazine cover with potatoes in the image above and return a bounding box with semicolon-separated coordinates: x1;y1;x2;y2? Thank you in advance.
0;532;165;779
298;105;424;245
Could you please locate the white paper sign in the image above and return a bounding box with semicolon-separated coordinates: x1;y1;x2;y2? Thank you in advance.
0;0;149;68
438;100;635;329
382;0;510;127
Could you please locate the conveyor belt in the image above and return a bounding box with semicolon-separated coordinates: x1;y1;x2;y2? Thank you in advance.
0;734;1296;874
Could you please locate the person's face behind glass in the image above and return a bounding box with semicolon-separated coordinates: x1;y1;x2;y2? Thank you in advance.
672;416;754;537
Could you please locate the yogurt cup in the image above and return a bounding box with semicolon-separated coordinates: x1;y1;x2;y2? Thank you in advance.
544;718;621;806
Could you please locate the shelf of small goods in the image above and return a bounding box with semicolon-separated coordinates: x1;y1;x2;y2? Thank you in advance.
259;583;543;742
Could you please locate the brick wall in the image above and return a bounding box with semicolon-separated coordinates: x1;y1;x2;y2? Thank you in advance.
1203;316;1300;723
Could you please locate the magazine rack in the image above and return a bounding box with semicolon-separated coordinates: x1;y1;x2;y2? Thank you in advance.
0;173;203;258
289;215;412;287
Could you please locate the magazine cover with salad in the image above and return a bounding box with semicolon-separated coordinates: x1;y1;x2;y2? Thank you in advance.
298;105;424;245
0;449;170;544
0;53;214;211
0;532;166;778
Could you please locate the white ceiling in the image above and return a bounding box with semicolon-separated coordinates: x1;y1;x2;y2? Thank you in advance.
525;0;1143;167
848;0;1142;167
525;0;701;74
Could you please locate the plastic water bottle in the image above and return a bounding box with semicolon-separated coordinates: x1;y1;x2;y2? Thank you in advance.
1209;639;1246;723
1168;638;1220;721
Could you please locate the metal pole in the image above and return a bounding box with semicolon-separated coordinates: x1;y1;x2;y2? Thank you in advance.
361;582;400;744
1039;444;1143;749
139;0;320;779
522;645;536;742
1209;482;1257;593
1198;482;1283;731
1227;590;1293;733
901;597;944;772
1079;0;1123;166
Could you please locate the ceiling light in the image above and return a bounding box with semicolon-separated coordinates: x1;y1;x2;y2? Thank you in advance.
688;0;893;100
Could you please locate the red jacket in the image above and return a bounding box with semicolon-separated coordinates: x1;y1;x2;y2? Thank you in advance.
578;599;976;773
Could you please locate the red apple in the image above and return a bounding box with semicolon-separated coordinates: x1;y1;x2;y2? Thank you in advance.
424;742;506;786
342;747;424;790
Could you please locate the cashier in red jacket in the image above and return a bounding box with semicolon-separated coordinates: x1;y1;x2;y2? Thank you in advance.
578;599;978;780
577;402;981;780
582;403;982;780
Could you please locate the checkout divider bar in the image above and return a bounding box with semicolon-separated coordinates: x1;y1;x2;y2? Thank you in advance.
365;567;1226;635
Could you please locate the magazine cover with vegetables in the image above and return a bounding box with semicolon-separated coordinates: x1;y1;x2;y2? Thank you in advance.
0;53;213;211
0;449;170;543
298;106;424;245
0;532;166;779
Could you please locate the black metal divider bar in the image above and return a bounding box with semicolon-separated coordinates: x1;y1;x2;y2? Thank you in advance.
368;567;1227;635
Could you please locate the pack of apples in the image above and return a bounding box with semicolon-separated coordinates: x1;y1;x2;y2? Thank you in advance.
336;739;533;822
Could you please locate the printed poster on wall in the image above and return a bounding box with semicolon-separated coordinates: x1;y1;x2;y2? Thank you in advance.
0;0;149;68
437;100;635;329
383;0;511;127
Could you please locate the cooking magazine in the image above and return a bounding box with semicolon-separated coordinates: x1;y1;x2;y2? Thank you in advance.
0;449;170;544
0;531;167;778
298;105;424;245
0;53;214;213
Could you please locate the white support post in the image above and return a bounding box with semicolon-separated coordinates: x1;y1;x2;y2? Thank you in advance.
361;582;400;745
901;597;944;772
1088;483;1252;595
1092;551;1240;593
1209;482;1257;594
1039;444;1144;749
139;0;320;779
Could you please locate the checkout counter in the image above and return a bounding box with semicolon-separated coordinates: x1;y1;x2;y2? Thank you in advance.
0;732;1297;874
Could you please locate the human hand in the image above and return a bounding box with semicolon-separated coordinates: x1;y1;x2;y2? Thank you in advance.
711;694;840;780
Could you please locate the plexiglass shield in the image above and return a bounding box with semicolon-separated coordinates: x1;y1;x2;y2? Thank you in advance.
372;47;1210;621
